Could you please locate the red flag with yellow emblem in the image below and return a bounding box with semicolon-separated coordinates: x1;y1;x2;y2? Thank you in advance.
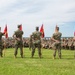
4;25;8;38
40;24;45;38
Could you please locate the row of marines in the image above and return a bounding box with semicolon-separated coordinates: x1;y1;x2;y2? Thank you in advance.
0;25;75;59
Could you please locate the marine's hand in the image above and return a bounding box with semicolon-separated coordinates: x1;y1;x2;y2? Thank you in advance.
17;38;20;41
56;40;60;43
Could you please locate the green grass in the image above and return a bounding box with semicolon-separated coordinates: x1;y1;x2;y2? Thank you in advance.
0;48;75;75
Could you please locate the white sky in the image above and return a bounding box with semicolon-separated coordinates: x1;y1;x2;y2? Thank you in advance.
0;0;75;37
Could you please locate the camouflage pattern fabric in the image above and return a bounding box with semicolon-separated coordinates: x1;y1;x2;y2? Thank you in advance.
0;32;4;57
13;29;24;58
52;32;62;58
31;31;42;58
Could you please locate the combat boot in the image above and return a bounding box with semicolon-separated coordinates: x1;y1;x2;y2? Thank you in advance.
59;57;61;59
59;55;61;59
39;55;42;58
21;55;23;58
14;55;17;58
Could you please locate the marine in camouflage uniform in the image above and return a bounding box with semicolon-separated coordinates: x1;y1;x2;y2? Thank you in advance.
29;35;33;50
73;37;75;58
0;27;5;57
13;25;24;58
30;27;42;58
73;38;75;50
51;26;62;59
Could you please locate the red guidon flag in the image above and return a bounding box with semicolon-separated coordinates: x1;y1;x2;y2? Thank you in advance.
4;25;8;38
40;24;45;38
20;24;22;30
74;31;75;36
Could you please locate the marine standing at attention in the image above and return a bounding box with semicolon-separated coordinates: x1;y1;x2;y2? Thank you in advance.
0;27;5;57
13;25;24;58
51;26;62;59
30;27;42;58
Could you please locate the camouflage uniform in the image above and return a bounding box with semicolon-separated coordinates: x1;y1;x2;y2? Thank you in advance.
73;40;75;50
73;38;75;57
13;25;24;58
29;35;33;50
52;31;62;59
31;27;42;58
0;32;4;57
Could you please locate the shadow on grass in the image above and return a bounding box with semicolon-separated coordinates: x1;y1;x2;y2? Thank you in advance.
61;57;75;60
2;56;75;60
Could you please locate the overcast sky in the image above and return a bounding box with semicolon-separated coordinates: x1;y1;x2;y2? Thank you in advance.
0;0;75;37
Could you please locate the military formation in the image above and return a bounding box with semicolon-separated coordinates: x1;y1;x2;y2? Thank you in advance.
0;25;75;59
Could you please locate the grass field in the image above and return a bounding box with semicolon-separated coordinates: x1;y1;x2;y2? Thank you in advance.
0;48;75;75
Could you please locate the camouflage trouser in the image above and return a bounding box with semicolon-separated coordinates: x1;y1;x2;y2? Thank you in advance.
31;40;41;57
14;44;23;57
74;46;75;58
0;45;3;57
74;46;75;50
53;43;61;58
